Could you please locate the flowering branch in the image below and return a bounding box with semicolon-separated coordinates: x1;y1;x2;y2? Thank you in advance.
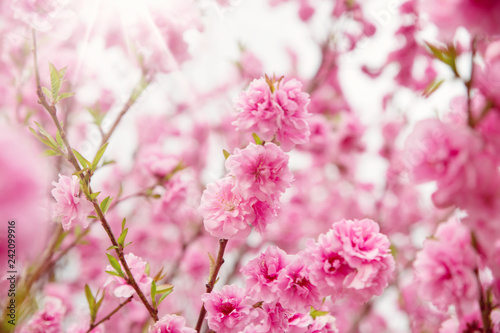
195;238;228;333
86;296;133;333
32;29;158;323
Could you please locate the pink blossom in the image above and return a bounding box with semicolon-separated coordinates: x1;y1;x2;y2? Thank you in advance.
306;219;394;303
137;146;180;180
201;285;256;333
257;302;290;333
233;77;311;151
414;219;478;313
104;253;152;299
149;314;196;333
307;315;339;333
199;176;254;239
241;246;291;302
420;0;500;41
276;257;321;311
249;199;277;233
475;40;500;108
51;174;94;231
20;296;66;333
225;142;293;202
403;119;480;184
234;78;277;142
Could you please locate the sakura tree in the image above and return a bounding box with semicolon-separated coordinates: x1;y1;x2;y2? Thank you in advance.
1;0;500;332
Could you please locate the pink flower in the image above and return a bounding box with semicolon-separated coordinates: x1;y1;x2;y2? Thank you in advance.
273;78;311;151
414;219;478;313
234;78;277;142
420;0;500;41
104;253;152;299
241;246;291;302
276;257;321;311
199;176;254;239
137;146;180;180
201;285;256;333
306;219;394;303
475;40;500;108
307;315;339;333
51;174;94;231
149;314;196;333
403;119;479;184
20;296;66;333
225;142;293;202
249;199;277;233
233;76;310;151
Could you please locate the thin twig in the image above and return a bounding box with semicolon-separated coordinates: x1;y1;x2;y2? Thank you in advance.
32;29;158;322
195;239;229;333
86;296;133;333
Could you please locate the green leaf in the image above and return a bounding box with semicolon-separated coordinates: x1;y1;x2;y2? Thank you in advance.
105;270;122;277
425;42;458;75
422;79;444;98
84;284;95;321
121;218;126;231
155;284;173;294
49;62;61;102
100;196;112;214
117;228;128;247
42;149;59;156
95;289;105;314
57;92;75;103
157;287;174;306
252;133;262;145
124;241;133;248
29;127;56;150
53;231;69;251
106;253;124;276
107;245;119;251
207;252;216;281
222;149;230;160
42;86;52;100
90;192;101;200
34;121;58;148
58;66;68;80
92;142;109;170
151;280;157;308
310;307;329;319
72;149;91;168
145;262;151;276
56;130;64;149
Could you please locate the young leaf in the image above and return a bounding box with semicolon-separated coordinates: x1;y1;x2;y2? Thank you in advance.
42;149;59;156
57;92;75;103
84;284;95;321
56;130;64;149
121;218;127;232
72;149;91;168
42;86;52;101
105;270;122;277
49;62;61;101
107;245;119;251
157;287;174;307
310;307;329;319
124;241;133;248
58;66;68;80
34;121;58;147
106;253;124;276
422;79;444;98
222;149;230;160
151;280;157;308
88;215;99;220
29;127;56;150
208;252;216;281
90;192;101;200
252;133;262;145
92;142;109;170
95;289;105;314
117;228;128;247
100;196;112;214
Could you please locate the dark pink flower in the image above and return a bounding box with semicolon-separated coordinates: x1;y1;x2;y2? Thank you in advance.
241;245;291;302
201;285;256;333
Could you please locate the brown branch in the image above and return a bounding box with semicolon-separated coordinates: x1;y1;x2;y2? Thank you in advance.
87;296;133;333
467;37;478;128
32;29;158;322
195;239;229;333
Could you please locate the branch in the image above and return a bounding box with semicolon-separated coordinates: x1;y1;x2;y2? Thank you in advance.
32;29;158;322
86;296;133;333
195;239;228;333
100;76;150;145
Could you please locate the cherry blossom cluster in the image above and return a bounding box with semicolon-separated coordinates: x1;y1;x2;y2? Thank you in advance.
201;219;394;333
